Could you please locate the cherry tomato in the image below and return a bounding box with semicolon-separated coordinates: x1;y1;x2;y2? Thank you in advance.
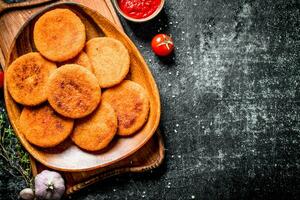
0;71;3;89
151;34;174;56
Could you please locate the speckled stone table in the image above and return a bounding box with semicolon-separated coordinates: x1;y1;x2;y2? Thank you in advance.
1;0;300;199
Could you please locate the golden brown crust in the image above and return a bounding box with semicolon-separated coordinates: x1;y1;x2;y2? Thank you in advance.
34;9;86;62
19;104;74;148
71;102;117;151
102;80;150;136
6;52;57;106
85;37;130;88
47;64;101;119
61;51;94;72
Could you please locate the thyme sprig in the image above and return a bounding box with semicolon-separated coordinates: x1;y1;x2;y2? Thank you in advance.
0;105;32;187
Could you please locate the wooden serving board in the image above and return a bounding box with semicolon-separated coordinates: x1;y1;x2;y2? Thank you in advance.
0;0;164;195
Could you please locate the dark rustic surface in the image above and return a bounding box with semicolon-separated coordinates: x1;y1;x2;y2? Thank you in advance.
1;0;300;199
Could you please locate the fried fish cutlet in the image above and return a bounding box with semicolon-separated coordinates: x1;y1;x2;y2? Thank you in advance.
6;52;57;106
85;37;130;88
71;102;117;151
61;51;94;72
47;64;101;119
19;104;74;148
34;8;86;62
102;80;150;136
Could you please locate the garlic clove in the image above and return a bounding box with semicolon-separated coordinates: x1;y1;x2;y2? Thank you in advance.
19;188;34;200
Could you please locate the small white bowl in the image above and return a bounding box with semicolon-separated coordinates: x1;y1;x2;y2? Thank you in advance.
112;0;165;23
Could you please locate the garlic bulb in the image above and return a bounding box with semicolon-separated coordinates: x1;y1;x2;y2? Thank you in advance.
34;170;65;200
19;188;34;200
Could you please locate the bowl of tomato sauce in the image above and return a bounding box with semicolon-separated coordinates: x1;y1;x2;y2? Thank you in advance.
113;0;164;22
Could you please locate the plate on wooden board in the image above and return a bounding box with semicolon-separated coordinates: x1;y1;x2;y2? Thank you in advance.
4;2;161;171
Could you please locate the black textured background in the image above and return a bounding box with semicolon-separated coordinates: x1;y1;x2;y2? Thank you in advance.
1;0;300;199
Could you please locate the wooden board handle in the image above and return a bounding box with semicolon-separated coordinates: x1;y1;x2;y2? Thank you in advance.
0;0;56;13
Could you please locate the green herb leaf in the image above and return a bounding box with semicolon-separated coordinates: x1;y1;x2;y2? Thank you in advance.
0;94;32;188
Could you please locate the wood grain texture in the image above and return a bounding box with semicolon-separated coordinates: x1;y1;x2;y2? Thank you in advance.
1;0;164;194
0;0;55;14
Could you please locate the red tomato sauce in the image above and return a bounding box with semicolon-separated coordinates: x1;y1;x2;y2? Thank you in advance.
118;0;161;19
